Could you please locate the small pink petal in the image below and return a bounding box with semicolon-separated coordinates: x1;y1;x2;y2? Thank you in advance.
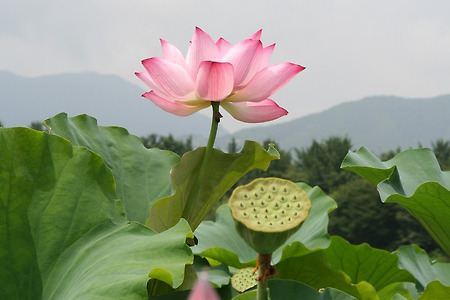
142;91;209;116
135;71;174;99
222;39;263;87
221;99;288;123
135;71;154;88
186;27;220;76
196;61;234;101
160;39;188;70
249;29;262;40
216;37;232;58
142;57;195;99
230;63;305;102
260;44;275;70
188;272;220;300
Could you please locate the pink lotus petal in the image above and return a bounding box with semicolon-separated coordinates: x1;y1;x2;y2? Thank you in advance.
196;61;234;101
160;39;188;70
142;57;195;100
136;71;177;100
222;39;263;87
142;91;209;116
135;71;155;88
186;27;220;76
250;29;262;40
188;272;220;300
216;37;231;58
221;99;288;123
260;44;275;70
229;63;305;102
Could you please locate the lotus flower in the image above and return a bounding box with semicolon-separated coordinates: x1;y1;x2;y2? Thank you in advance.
136;27;304;123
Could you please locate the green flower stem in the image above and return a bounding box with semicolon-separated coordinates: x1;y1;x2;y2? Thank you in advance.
183;101;220;230
257;281;269;300
256;253;271;300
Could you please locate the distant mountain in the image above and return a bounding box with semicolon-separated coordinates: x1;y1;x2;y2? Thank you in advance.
227;95;450;153
2;71;448;154
0;70;227;137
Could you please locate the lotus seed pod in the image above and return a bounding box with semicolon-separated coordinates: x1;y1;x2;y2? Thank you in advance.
229;177;311;254
231;267;258;293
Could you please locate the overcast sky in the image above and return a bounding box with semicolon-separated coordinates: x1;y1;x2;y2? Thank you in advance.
1;0;449;132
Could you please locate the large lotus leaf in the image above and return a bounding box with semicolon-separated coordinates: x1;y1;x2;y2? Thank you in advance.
193;183;336;268
396;245;450;290
277;236;415;299
194;204;257;268
45;220;193;299
233;279;357;300
147;141;280;232
324;237;415;292
44;113;180;224
276;248;378;300
0;127;193;299
417;281;450;299
341;147;450;255
376;282;418;300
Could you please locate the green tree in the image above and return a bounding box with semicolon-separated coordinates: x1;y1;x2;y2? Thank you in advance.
379;146;401;161
295;136;354;193
29;121;44;131
329;178;397;249
141;134;193;156
227;137;238;153
329;177;440;252
432;139;450;170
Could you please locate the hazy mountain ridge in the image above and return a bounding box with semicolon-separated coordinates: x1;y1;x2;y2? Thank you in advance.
227;94;450;153
2;71;448;153
0;70;223;137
